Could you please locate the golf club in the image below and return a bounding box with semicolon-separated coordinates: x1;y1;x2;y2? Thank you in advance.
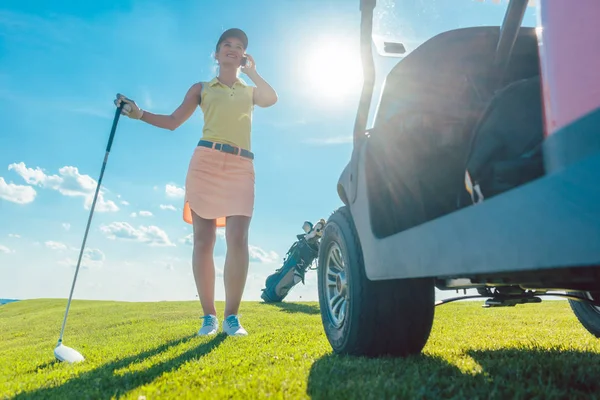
54;102;124;363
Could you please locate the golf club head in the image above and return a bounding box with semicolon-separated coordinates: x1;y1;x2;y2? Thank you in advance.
54;343;84;363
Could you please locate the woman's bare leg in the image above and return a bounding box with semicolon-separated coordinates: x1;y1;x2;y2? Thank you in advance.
192;211;217;316
223;215;251;317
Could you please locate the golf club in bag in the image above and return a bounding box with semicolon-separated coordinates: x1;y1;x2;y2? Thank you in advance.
260;219;326;303
54;103;124;363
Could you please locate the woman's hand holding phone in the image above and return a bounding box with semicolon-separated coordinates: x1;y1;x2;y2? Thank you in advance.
241;54;256;74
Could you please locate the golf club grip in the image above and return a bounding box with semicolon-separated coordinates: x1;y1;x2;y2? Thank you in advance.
107;104;124;153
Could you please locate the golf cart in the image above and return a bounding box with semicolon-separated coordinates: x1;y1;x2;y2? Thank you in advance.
317;0;600;357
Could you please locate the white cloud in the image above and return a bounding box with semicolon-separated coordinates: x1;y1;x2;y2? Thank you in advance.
165;184;184;198
8;233;21;238
62;223;71;231
249;245;280;263
58;248;105;269
0;244;14;254
180;233;193;246
121;200;130;205
7;162;61;187
131;210;152;217
304;135;353;145
84;248;105;262
100;221;174;247
45;241;68;251
151;257;184;272
7;162;119;212
85;193;119;212
160;204;177;211
0;176;37;204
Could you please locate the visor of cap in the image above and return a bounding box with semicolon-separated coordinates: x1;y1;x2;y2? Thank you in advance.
217;28;248;50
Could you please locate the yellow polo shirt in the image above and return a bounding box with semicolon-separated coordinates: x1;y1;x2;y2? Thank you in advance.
200;77;254;151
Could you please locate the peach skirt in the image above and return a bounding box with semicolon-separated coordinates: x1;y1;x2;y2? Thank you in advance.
183;145;255;228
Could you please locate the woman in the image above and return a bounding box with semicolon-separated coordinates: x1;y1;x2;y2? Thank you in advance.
114;28;278;337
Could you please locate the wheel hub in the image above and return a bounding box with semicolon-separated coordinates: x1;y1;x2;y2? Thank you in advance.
336;272;347;294
325;242;349;329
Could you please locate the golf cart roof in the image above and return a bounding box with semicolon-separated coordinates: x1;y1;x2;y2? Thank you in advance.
372;0;538;57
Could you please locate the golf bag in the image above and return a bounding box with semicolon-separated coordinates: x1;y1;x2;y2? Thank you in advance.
260;219;326;303
463;75;545;204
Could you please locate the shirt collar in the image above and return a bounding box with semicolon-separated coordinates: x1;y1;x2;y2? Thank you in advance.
208;77;248;88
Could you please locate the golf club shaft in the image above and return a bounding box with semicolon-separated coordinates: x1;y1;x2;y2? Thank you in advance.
57;104;124;344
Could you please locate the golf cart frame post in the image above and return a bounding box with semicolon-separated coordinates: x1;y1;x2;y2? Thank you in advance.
338;0;600;284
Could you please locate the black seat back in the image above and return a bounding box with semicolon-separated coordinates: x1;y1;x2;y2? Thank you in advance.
463;75;545;204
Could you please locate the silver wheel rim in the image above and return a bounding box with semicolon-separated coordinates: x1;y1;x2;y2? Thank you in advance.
325;242;348;329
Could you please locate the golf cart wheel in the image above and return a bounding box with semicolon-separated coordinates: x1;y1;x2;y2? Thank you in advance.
567;291;600;338
317;206;435;358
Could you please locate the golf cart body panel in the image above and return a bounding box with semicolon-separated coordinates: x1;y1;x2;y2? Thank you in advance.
335;0;600;284
345;144;600;282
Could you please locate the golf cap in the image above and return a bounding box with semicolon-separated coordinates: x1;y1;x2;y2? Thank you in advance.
216;28;248;51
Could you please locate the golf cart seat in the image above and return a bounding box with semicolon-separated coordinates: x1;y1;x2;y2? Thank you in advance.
462;74;545;205
364;28;543;239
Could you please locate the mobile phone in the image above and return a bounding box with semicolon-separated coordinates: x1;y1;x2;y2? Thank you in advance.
241;56;248;67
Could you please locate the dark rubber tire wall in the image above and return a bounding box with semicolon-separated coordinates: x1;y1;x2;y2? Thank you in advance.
317;206;436;358
568;291;600;338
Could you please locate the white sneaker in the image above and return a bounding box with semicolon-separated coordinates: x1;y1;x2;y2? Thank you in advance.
223;314;248;336
197;314;218;336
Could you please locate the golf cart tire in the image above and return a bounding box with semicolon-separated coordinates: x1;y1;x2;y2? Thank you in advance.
568;291;600;338
317;206;435;358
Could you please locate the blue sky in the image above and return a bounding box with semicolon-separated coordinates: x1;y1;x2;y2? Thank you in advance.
0;0;536;302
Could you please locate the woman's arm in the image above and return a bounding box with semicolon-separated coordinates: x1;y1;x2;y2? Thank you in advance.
115;82;202;131
241;54;278;108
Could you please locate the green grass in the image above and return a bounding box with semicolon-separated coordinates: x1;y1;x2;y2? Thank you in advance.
1;299;599;399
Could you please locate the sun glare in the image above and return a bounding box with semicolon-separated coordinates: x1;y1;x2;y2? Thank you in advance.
302;38;363;102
